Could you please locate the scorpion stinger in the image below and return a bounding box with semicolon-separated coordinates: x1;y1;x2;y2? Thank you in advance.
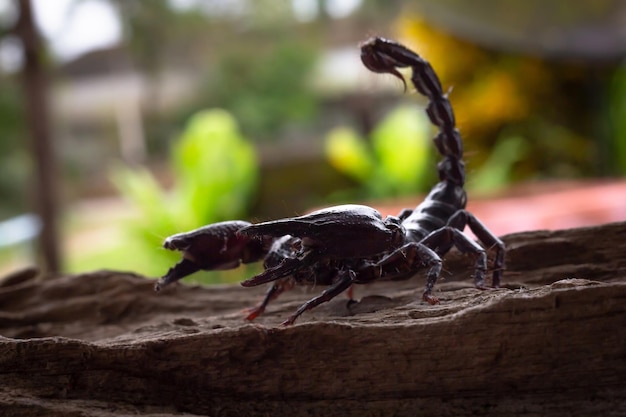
156;37;505;325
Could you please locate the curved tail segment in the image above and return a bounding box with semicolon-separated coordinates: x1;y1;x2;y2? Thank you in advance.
360;37;465;186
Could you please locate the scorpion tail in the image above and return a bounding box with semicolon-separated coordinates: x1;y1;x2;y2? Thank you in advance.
360;37;465;186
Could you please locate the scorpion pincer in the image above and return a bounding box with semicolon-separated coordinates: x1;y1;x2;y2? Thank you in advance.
155;37;505;326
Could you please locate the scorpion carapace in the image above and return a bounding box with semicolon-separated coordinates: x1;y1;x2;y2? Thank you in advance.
155;37;505;326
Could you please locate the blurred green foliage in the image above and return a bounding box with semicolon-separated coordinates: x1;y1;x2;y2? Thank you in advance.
468;135;528;193
199;42;320;140
325;105;434;199
0;78;28;219
609;65;626;176
111;109;258;279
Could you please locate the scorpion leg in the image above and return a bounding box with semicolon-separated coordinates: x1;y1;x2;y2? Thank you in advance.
244;277;295;321
241;251;318;287
447;210;505;287
364;242;443;304
281;270;355;326
420;226;488;290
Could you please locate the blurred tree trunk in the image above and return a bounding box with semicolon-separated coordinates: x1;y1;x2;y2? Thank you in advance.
15;0;61;272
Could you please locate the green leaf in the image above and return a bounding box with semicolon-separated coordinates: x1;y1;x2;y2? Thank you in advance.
469;135;528;193
370;105;432;196
324;127;374;182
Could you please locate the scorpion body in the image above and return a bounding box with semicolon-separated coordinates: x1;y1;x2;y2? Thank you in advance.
156;37;505;325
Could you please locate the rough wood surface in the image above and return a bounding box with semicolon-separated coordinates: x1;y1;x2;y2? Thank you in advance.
1;222;625;416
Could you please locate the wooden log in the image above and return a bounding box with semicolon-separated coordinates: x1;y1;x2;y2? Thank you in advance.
0;222;625;416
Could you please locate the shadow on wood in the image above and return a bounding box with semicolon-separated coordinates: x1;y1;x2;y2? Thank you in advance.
0;222;625;416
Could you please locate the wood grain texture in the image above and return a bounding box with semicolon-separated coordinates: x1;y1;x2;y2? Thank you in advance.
1;222;625;416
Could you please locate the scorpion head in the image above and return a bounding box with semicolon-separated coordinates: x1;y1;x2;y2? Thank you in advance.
382;214;406;248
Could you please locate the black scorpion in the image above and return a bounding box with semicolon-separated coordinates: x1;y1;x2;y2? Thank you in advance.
155;37;505;326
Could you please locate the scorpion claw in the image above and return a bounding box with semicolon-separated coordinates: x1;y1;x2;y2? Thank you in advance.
241;257;311;287
157;221;272;289
155;258;200;291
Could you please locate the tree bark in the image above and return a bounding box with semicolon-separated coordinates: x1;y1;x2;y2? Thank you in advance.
15;0;61;273
0;222;625;416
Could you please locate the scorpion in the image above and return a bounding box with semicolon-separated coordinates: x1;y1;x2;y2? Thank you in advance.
155;37;505;326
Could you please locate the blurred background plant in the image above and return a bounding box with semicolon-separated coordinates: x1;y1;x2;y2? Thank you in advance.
609;67;626;176
197;41;320;141
0;78;28;219
1;0;626;281
325;105;434;199
110;108;258;281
